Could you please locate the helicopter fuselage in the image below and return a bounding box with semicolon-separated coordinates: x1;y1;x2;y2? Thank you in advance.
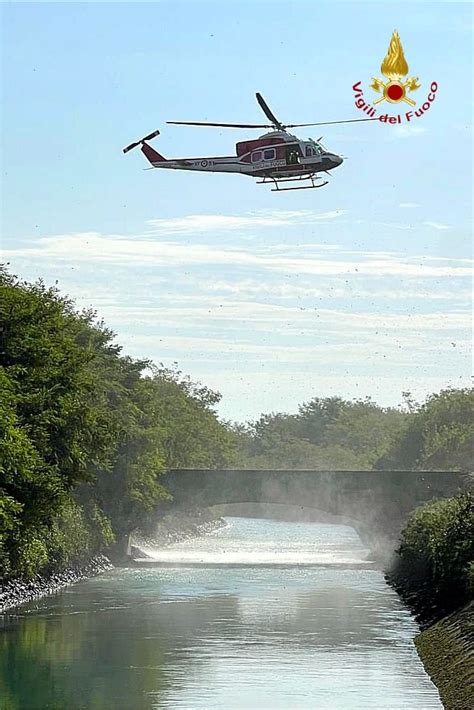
141;131;343;181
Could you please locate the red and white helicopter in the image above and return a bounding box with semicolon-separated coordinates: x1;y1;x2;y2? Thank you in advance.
124;93;376;192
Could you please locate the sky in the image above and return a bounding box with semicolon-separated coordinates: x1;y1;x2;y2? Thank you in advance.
1;1;472;422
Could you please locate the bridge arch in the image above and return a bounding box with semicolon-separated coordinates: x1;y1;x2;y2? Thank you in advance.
160;469;466;564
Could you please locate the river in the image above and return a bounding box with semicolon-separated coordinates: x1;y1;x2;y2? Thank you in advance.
0;518;442;709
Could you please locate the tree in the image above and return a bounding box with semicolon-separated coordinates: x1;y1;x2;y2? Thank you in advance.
232;396;408;470
392;492;474;620
0;268;235;578
377;388;474;471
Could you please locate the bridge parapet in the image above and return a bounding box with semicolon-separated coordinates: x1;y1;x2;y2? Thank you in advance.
161;469;465;513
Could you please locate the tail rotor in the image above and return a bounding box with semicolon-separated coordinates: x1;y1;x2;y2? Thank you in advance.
123;129;160;154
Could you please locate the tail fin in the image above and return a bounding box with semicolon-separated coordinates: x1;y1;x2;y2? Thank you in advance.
123;129;166;164
141;142;166;164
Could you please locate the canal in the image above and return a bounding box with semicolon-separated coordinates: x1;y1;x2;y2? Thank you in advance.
0;518;442;709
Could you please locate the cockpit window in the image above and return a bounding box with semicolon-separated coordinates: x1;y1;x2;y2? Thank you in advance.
306;143;322;157
308;138;324;155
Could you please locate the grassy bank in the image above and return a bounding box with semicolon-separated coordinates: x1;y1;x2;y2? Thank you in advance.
415;603;474;710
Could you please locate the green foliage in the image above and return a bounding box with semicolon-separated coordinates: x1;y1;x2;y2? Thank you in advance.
0;492;22;577
467;562;474;598
0;268;234;579
43;501;99;569
141;366;235;470
419;389;474;469
232;388;472;472
14;532;49;578
393;493;474;620
0;270;118;488
377;388;474;471
232;396;407;470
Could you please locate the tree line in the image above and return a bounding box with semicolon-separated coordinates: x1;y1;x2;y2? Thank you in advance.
1;267;472;580
231;389;473;472
0;268;234;579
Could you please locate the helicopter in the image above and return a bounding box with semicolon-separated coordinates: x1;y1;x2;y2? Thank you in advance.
123;93;377;192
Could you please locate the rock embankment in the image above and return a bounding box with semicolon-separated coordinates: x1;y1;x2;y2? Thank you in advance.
415;602;474;710
387;561;473;708
0;510;225;610
0;555;112;613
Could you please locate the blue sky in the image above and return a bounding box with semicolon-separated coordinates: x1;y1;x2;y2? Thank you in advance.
1;1;472;421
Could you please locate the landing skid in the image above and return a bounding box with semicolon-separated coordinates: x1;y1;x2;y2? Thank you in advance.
256;173;329;192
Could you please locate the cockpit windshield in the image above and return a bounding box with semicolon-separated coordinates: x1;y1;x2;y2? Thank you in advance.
305;139;324;157
311;139;323;154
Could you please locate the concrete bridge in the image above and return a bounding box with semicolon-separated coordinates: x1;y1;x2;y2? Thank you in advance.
160;469;468;564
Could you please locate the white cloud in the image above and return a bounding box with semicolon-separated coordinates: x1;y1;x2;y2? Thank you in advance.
188;278;471;302
354;218;425;232
265;242;343;252
98;300;471;335
5;232;472;278
145;209;346;235
423;221;452;231
375;221;415;231
6;213;469;422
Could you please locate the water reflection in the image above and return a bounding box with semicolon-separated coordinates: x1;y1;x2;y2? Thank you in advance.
0;519;441;709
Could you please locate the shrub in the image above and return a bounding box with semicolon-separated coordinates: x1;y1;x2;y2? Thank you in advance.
14;533;49;578
392;492;474;621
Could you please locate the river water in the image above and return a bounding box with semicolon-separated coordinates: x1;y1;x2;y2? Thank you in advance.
1;518;442;709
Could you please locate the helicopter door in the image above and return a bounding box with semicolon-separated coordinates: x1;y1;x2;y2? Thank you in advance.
285;146;300;165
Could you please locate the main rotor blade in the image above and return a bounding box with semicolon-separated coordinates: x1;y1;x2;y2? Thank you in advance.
285;117;379;128
256;92;283;129
166;116;379;131
167;121;273;129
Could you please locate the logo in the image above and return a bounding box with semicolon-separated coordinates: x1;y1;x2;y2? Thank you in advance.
371;31;420;106
352;30;438;125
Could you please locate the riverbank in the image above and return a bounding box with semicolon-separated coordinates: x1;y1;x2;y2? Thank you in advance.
0;555;112;613
415;602;474;710
0;510;225;612
385;491;473;709
386;570;473;709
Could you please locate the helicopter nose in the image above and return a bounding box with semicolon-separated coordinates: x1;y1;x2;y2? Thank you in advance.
323;153;343;170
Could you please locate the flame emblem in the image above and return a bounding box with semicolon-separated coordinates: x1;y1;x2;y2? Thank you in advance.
370;31;421;106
